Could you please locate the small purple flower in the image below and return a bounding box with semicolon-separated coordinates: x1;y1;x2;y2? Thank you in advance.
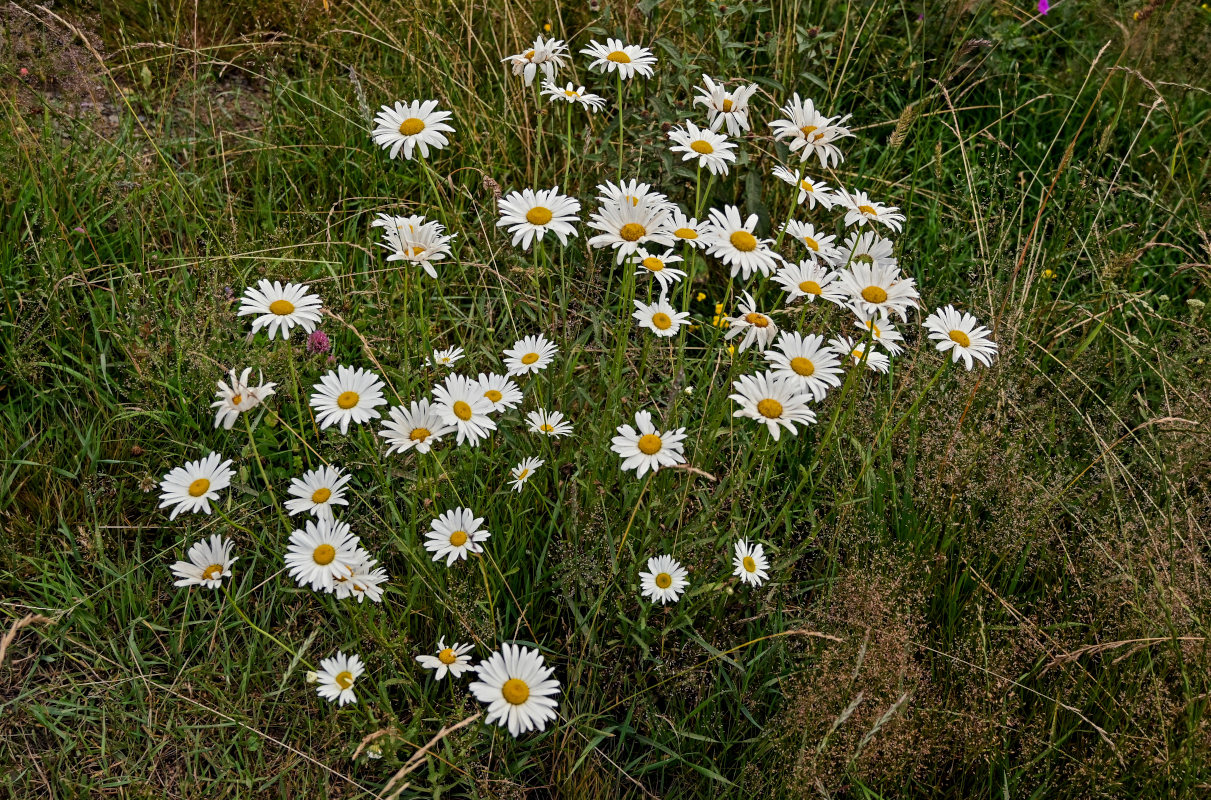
73;226;86;234
1038;0;1049;14
307;329;331;355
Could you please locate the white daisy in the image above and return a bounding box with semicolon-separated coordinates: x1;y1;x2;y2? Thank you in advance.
541;80;607;112
587;192;675;264
733;540;769;587
771;165;837;210
333;555;389;604
610;411;687;478
782;220;843;265
211;368;277;430
526;408;573;438
379;399;455;455
469;643;561;737
633;297;691;338
502;36;569;85
158;453;234;520
596;178;670;211
428;346;465;368
830;336;892;373
837;189;905;233
284;517;361;592
432;374;497;446
764;332;844;402
425;507;490;566
835;262;920;322
729;371;818;440
704;205;781;280
284;465;352;520
372;214;457;279
371;100;455;161
237;280;323;341
315;651;364;707
580;38;657;80
508;457;544;492
503;334;558;376
772;260;847;306
853;309;906;355
639;554;689;605
310;365;388;435
477;373;524;413
633;248;687;291
497;186;582;251
668;207;707;250
724;291;779;353
843;230;898;270
769;93;853;168
416;638;475;680
693;74;759;136
923;305;999;370
171;534;236;589
667;121;737;176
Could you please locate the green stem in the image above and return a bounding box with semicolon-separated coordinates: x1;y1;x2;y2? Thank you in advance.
617;72;624;182
223;585;313;670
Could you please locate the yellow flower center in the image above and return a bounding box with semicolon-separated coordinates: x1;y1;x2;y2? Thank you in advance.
641;256;665;272
311;487;332;504
674;227;698;240
409;427;430;442
516;468;530;480
484;389;503;403
790;357;815;377
742;556;756;572
651;312;673;330
619;222;646;242
449;530;468;547
863;320;883;337
335;670;354;690
606;50;632;64
722;98;734;112
408;246;426;257
861;286;888;304
799;179;814;192
502;677;531;704
730;231;757;252
452;400;473;421
799;280;822;295
201;564;224;581
521;352;540;365
949;329;972;348
564;89;578;97
540;423;555;432
337;391;360;410
655;572;673;589
637;433;663;455
399;118;425;136
756;398;783;419
800;124;817;138
268;299;295;316
744;312;769;328
526;206;553;226
858;204;878;216
524;49;536;59
313;544;337;566
188;478;210;497
851;348;865;360
231;394;243;405
690;139;714;154
803;236;819;251
438;647;458;665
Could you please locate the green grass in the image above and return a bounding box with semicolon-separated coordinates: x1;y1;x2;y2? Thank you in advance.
2;0;1210;797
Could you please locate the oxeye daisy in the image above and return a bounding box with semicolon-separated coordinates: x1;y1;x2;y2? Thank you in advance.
923;305;999;370
371;100;455;161
668;208;707;250
417;638;475;680
310;365;388;435
503;334;558;376
771;165;837;210
428;346;465;368
724;292;779;353
509;457;544;492
729;371;818;440
284;465;352;520
633;297;691;338
610;410;687;478
633;248;687;291
580;39;657;80
237;279;323;340
829;336;892;373
497;186;582;251
315;651;364;706
373;214;457;279
158;453;234;520
476;373;523;413
837;189;905;233
639;555;689;605
764;332;844;402
587;192;675;264
541;80;606;112
853;309;906;355
469;643;562;737
212;368;277;430
693;74;759;136
284;517;361;592
171;534;236;589
667;121;737;176
733;540;769;587
769;93;853;168
835;262;920;322
425;507;490;566
379;399;455;455
333;557;389;604
782;220;843;265
596;178;670;211
772;260;846;306
704;206;781;280
502;36;569;85
526;408;574;438
843;230;898;270
432;374;497;446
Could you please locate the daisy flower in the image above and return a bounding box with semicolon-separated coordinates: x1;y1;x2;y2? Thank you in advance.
469;643;561;737
237;280;323;341
830;336;892;373
310;365;388;435
633;297;691;338
541;80;606;112
782;220;843;265
923;305;999;370
724;291;779;353
596;178;670;211
502;36;569;85
693;74;759;136
769;93;853;168
634;248;687;291
639;555;689;605
835;262;920;322
733;540;769;587
429;346;465;368
497;186;582;251
285;518;362;592
315;651;364;707
667;121;737;176
379;399;455;455
509;457;544;492
371;100;455;161
610;411;687;477
333;558;389;604
771;165;837;210
843;230;898;270
171;534;236;589
764;332;844;402
476;373;524;413
837;189;905;233
772;260;846;306
284;465;352;520
668;208;707;250
432;374;497;446
586;192;675;264
158;453;234;520
526;408;573;438
212;368;277;430
853;309;906;355
580;39;657;80
417;638;475;680
729;371;818;440
425;507;490;566
503;334;558;376
372;214;457;279
704;205;781;280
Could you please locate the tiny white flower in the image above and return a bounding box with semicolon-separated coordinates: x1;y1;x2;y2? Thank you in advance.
417;637;475;680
